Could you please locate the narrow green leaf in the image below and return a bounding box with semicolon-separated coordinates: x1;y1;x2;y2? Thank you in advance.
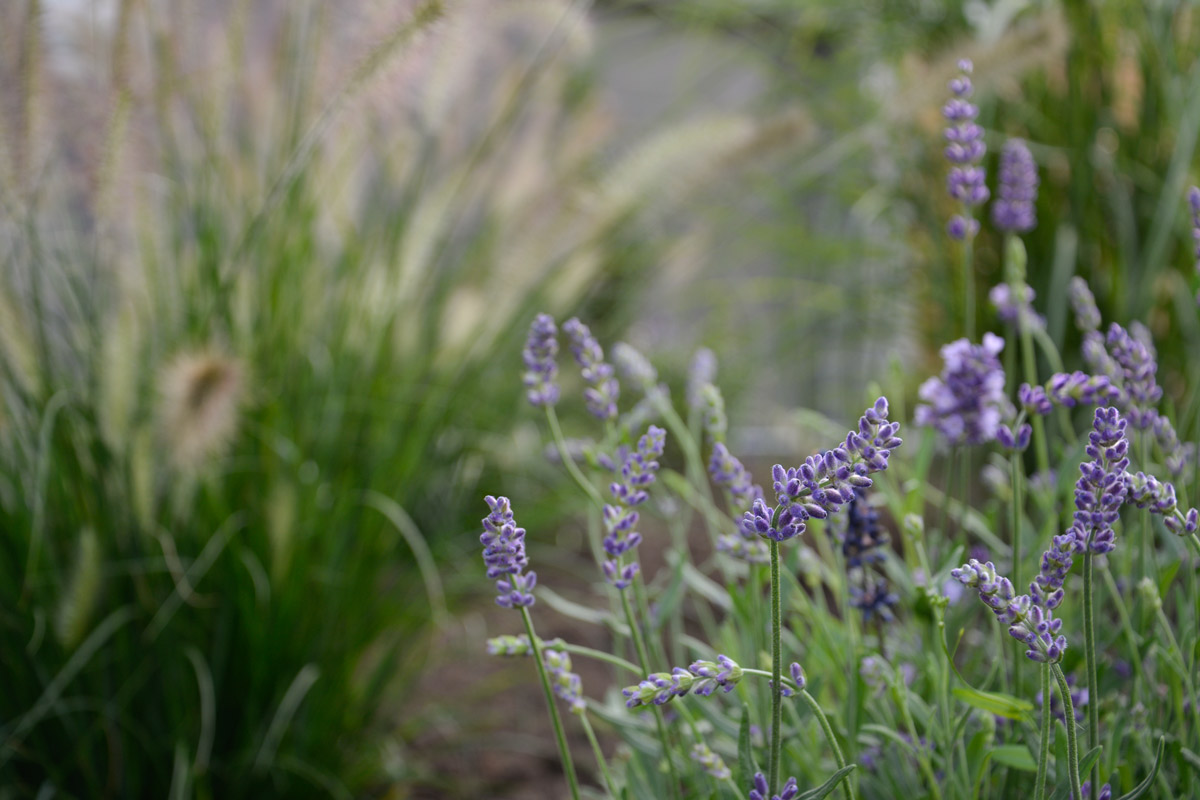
1115;737;1164;800
796;765;857;800
1048;746;1102;800
738;703;756;787
951;686;1035;721
989;744;1038;772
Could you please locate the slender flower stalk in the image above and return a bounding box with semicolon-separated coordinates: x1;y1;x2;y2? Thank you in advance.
1052;663;1083;800
1035;662;1052;798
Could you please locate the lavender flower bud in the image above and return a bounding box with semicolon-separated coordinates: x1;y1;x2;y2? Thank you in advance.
699;383;728;442
1069;277;1102;333
1191;186;1200;305
915;333;1011;446
544;648;587;715
688;654;744;696
622;667;694;707
996;423;1032;452
1070;407;1130;555
486;634;532;656
687;347;718;410
522;313;560;407
790;662;807;690
563;317;619;420
989;283;1045;333
749;773;801;800
480;496;536;608
1080;782;1111;800
710;443;761;515
690;742;732;780
992;139;1038;233
1018;383;1053;415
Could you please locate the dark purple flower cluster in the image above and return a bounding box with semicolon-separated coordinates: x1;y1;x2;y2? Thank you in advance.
943;59;988;239
992;138;1039;233
563;317;620;421
850;578;900;623
1036;372;1120;410
1080;781;1112;800
989;283;1045;333
621;655;743;707
749;773;800;800
1103;324;1162;429
522;313;560;407
742;398;901;543
481;496;537;608
1070;407;1130;555
915;333;1011;446
952;558;1067;663
601;426;666;588
996;422;1032;452
841;489;889;567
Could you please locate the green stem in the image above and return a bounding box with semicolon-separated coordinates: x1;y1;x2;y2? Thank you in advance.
521;607;582;800
545;406;605;511
800;689;856;800
1052;663;1083;800
1082;549;1099;799
769;540;783;796
1020;321;1051;480
1035;662;1052;799
580;713;617;799
1100;565;1146;704
560;642;641;675
964;226;976;340
1010;452;1024;700
620;589;680;799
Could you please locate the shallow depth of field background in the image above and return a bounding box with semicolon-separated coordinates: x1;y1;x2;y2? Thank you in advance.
2;0;1199;797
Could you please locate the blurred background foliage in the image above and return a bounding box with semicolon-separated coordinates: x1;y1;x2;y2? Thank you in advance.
1;0;1200;796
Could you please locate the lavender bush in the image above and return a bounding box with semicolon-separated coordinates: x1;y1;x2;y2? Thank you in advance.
475;59;1200;800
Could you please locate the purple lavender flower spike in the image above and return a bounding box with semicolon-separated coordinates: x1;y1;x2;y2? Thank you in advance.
915;333;1012;446
562;317;620;420
748;398;902;544
1019;383;1053;415
481;496;537;608
996;423;1032;452
989;284;1045;333
841;489;889;567
1104;323;1163;430
851;578;900;622
953;558;1067;662
622;655;743;707
1080;782;1112;800
711;442;769;562
1069;277;1102;333
1043;372;1120;409
749;772;801;800
790;662;807;690
992;139;1038;233
1069;407;1130;555
943;59;988;239
522;313;560;407
601;425;666;587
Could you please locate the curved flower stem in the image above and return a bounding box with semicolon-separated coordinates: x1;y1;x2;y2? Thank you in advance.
620;588;680;799
800;689;856;800
521;607;582;800
1082;548;1099;799
1035;662;1052;799
545;407;605;511
560;642;641;675
769;540;784;796
580;713;617;799
1052;663;1083;800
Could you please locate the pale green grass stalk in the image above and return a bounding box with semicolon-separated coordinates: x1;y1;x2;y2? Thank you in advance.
521;606;582;800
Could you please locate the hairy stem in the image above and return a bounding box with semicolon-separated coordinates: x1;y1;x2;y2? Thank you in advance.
769;540;784;795
620;589;680;798
521;607;581;800
1082;549;1099;799
1052;663;1083;800
580;713;617;799
1036;662;1052;799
